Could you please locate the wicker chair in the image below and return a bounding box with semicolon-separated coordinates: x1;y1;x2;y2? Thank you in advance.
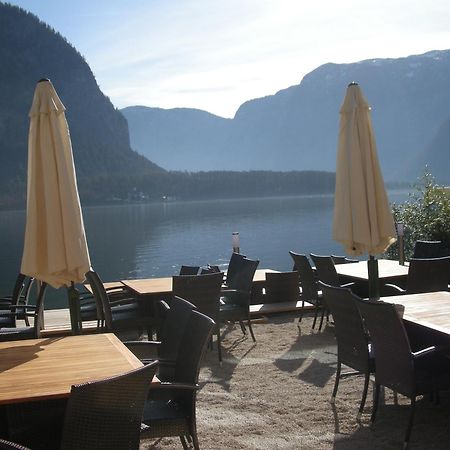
0;282;47;342
0;362;158;450
0;274;36;327
289;252;325;329
179;265;200;276
124;296;197;378
355;297;450;449
264;271;300;304
220;257;259;342
86;270;153;339
382;256;450;296
173;272;224;362
141;310;215;449
224;252;246;287
319;282;375;418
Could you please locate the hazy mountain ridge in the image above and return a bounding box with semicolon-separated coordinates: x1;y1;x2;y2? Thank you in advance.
123;50;450;183
0;3;164;207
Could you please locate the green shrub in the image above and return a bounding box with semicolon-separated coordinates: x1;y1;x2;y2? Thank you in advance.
387;172;450;260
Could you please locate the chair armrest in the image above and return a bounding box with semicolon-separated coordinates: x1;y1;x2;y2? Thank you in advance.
412;346;436;359
381;283;405;296
155;382;198;390
340;282;355;288
108;297;138;307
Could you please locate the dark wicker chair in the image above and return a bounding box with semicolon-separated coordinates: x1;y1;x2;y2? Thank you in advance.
79;270;133;330
0;282;47;342
124;296;197;378
289;251;325;330
179;265;200;276
264;271;300;304
141;310;215;449
0;274;36;327
355;298;450;448
319;282;375;418
86;271;151;339
173;272;224;362
0;362;158;450
224;252;246;287
220;257;259;342
382;256;450;296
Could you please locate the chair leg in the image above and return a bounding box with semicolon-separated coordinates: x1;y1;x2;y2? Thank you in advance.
371;383;381;425
238;320;247;335
247;319;256;342
180;435;190;450
358;371;371;419
318;308;326;331
298;299;305;323
331;361;341;403
217;330;222;364
312;304;319;329
403;397;416;449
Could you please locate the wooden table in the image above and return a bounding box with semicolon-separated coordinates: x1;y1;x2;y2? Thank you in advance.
335;259;409;282
0;333;143;405
122;268;280;296
383;291;450;336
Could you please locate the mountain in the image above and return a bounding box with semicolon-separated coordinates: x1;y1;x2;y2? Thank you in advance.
122;50;450;183
0;3;164;207
121;106;232;171
412;115;450;183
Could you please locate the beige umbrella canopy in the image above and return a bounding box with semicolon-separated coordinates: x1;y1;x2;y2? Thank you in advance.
21;79;91;289
333;82;396;298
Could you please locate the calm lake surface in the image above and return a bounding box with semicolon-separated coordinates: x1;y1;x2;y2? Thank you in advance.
0;191;409;309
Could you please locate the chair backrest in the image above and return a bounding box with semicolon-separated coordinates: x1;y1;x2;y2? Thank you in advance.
174;310;215;384
355;298;415;397
179;265;200;276
319;283;370;372
159;296;197;361
227;258;259;292
61;361;158;450
226;253;246;286
310;254;340;286
289;252;319;302
412;240;443;259
85;270;108;325
172;272;223;322
406;256;450;293
10;273;35;306
264;271;299;304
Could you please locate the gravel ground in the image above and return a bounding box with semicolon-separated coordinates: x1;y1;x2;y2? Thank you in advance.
140;314;450;450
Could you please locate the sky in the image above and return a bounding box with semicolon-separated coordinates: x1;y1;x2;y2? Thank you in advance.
6;0;450;118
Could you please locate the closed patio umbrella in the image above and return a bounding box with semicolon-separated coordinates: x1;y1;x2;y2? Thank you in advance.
21;79;91;331
333;82;396;299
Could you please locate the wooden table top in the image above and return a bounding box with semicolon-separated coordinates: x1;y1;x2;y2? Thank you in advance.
382;291;450;336
122;268;279;295
335;259;409;281
0;333;143;405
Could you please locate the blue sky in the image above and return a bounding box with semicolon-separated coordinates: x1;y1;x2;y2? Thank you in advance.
6;0;450;117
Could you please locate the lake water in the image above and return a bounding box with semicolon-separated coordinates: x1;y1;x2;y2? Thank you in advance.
0;190;409;309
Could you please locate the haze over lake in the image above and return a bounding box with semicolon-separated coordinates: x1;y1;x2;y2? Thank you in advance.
0;191;408;309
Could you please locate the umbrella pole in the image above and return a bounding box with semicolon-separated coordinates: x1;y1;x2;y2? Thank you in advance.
367;256;380;300
68;282;81;335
